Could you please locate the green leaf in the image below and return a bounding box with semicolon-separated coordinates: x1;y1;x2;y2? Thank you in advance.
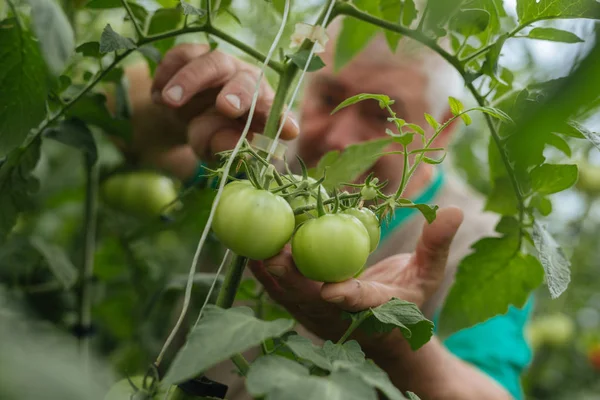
391;132;414;146
27;0;74;75
532;221;571;299
406;392;421;400
75;41;101;58
179;0;206;16
64;93;132;141
0;139;41;244
450;8;490;36
0;18;48;158
525;27;584;43
531;195;552;216
148;8;183;54
423;153;447;165
449;96;464;116
460;112;472;126
439;218;544;334
288;49;326;72
411;203;439;223
338;360;407;400
379;0;402;51
485;177;519;215
568;121;600;150
137;44;162;64
44;119;98;165
530;164;578;195
30;237;78;289
85;0;121;7
163;306;294;385
312;138;393;191
482;35;508;82
345;298;434;350
246;355;379;400
472;106;513;124
332;93;393;115
424;113;440;130
516;0;600;24
335;0;381;71
99;24;136;53
402;0;418;27
284;335;366;371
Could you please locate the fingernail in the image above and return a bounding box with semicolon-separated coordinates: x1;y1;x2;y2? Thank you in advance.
151;90;162;104
325;296;345;304
225;94;241;110
165;85;183;103
266;265;287;278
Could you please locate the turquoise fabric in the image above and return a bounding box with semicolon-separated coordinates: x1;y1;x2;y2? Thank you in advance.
379;170;532;399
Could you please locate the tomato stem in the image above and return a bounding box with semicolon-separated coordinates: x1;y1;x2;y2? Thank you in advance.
337;310;372;345
216;255;248;309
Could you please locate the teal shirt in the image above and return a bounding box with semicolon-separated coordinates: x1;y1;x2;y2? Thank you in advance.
379;170;532;400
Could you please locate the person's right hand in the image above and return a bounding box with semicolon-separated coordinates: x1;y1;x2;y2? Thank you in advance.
146;43;299;164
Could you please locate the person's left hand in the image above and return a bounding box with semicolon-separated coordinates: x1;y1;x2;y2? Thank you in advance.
248;206;464;353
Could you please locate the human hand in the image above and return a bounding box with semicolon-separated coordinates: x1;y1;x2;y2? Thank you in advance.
248;207;464;353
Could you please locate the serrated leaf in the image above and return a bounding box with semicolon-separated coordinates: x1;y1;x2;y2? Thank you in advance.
313;138;393;191
0;18;48;158
30;238;78;289
525;27;584;43
27;0;75;75
379;0;402;51
44;119;98;165
285;335;333;370
568;121;600;150
332;93;393;115
439;218;544;334
0;139;41;244
345;298;433;350
284;335;366;371
75;41;101;58
532;221;571;299
246;355;379;400
99;24;136;53
530;164;578;195
450;8;490;36
288;49;326;72
516;0;600;24
340;360;407;400
163;306;294;385
472;106;513;124
334;0;381;71
179;0;206;16
64;93;131;141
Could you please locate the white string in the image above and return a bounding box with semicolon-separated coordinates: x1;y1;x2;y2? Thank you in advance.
265;0;337;163
193;249;231;327
154;0;292;366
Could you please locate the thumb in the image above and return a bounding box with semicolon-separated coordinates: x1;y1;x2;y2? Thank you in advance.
413;206;464;279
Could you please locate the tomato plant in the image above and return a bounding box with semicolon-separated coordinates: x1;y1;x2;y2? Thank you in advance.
212;180;295;260
342;207;381;252
291;213;371;282
280;174;330;226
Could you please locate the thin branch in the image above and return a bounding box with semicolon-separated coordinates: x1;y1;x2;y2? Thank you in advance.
121;0;145;39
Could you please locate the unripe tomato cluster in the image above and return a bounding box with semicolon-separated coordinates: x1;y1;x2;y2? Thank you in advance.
212;177;381;283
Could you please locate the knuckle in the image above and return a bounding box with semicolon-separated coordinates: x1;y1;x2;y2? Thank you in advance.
205;52;236;85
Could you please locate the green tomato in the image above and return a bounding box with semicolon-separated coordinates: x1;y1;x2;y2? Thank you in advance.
360;186;378;201
292;214;370;282
101;172;178;219
212;180;295;259
343;208;381;252
576;162;600;194
104;376;166;400
278;174;329;226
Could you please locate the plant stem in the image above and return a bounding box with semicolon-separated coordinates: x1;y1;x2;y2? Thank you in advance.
231;353;251;376
261;62;298;141
121;0;145;39
78;157;99;367
216;254;248;309
337;311;372;345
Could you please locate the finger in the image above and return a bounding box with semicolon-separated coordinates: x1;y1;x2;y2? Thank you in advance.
151;43;210;102
186;110;246;161
261;247;324;303
320;278;392;312
161;50;238;107
413;206;464;277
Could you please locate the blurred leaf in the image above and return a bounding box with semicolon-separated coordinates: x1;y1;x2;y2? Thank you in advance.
481;34;508;82
344;298;433;351
516;0;600;24
27;0;74;76
440;218;545;334
335;0;381;71
332;93;392;114
0;139;41;245
0;18;48;158
472;106;513;124
64;92;131;141
525;27;584;43
485;177;519;214
532;221;571;299
246;355;380;400
310;138;392;191
179;0;206;16
75;41;101;58
378;0;403;51
424;113;440;130
531;195;552;216
530;164;578;195
86;0;121;7
406;392;421;400
44;119;98;165
569;121;600;150
163;306;294;385
148;8;183;54
288;49;326;72
30;237;78;289
448;96;464;116
450;8;490;36
99;24;136;53
284;335;365;371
